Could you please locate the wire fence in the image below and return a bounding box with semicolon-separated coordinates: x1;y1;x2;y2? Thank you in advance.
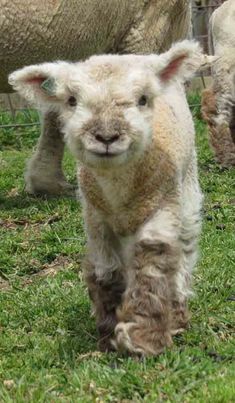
0;1;225;130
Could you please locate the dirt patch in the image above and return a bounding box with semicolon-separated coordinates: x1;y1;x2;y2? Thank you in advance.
0;278;10;290
0;214;61;230
32;255;77;278
0;254;83;290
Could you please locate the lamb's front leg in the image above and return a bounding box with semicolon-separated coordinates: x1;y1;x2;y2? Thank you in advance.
113;208;186;356
85;265;125;352
83;210;126;351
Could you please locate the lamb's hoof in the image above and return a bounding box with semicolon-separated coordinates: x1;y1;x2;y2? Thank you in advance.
98;337;116;353
25;180;76;197
171;301;190;334
112;321;172;356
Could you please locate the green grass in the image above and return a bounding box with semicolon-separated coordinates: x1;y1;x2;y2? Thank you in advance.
0;103;234;402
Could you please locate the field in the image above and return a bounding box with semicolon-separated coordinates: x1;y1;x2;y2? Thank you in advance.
0;100;234;402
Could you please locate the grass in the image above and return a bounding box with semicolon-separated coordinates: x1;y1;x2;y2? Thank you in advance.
0;100;234;402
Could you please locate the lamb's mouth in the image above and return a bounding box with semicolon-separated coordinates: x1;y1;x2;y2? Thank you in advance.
88;150;124;158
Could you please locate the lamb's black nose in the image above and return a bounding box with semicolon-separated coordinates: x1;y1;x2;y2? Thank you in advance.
95;134;119;145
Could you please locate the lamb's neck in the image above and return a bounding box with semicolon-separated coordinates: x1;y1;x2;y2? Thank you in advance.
93;163;139;209
91;144;175;210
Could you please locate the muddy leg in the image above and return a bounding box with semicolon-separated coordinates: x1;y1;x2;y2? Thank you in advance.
202;87;235;168
112;203;200;356
112;239;176;356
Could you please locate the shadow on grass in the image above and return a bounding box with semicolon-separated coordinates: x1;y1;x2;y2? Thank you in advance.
0;193;77;211
58;301;98;365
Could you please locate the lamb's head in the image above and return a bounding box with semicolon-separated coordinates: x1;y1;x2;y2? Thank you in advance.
9;41;203;169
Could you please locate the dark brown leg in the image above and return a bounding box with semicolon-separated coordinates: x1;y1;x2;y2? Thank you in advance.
85;265;126;352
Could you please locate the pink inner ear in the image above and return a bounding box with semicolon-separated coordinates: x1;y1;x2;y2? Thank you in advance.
160;55;187;82
26;76;47;85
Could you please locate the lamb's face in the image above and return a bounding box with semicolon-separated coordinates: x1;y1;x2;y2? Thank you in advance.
9;40;203;169
61;58;161;168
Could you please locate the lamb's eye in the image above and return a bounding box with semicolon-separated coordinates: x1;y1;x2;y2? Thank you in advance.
138;95;148;106
68;96;77;107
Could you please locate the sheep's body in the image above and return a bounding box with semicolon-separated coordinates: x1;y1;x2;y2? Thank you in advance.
9;40;203;355
201;0;235;167
1;0;191;195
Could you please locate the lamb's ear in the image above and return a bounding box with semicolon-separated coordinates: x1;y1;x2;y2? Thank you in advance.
8;62;70;106
154;40;204;84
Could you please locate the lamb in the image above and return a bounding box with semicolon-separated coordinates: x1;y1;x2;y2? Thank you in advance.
0;0;191;195
9;40;203;356
201;0;235;167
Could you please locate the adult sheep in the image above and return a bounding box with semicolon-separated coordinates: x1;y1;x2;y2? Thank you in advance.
9;40;203;355
201;0;235;167
1;0;191;195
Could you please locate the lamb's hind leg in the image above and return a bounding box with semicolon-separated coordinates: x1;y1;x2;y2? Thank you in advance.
25;111;75;196
171;172;202;334
170;223;199;334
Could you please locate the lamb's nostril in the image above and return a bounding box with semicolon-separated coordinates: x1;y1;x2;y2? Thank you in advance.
95;134;119;144
95;134;106;144
107;134;119;144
